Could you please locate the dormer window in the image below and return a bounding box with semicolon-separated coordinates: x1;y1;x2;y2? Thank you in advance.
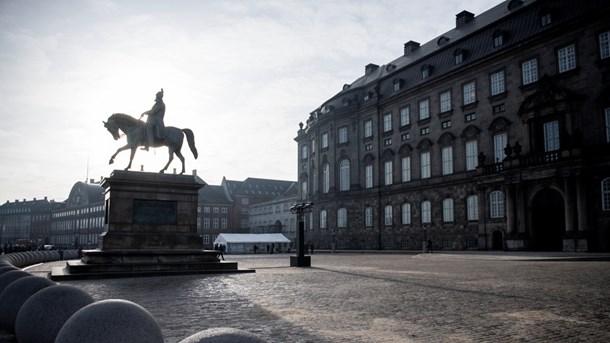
493;30;505;47
454;49;464;65
364;93;370;102
421;65;432;79
342;99;349;107
393;79;404;92
540;10;552;27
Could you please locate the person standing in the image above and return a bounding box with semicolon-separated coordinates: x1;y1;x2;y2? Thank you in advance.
427;238;433;253
140;89;166;150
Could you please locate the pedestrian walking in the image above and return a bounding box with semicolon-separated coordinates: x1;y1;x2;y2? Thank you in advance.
427;238;433;253
309;243;314;254
266;244;270;254
218;244;225;261
253;245;258;254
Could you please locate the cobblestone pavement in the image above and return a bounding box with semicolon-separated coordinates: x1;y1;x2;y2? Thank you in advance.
26;253;610;343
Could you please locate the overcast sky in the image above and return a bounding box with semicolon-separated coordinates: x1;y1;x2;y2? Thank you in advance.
0;0;501;203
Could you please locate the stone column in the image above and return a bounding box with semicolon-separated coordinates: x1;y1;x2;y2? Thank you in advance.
563;175;575;233
505;184;516;234
576;176;588;232
515;183;526;233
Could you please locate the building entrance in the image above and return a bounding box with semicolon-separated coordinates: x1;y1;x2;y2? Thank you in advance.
491;230;503;250
530;188;565;251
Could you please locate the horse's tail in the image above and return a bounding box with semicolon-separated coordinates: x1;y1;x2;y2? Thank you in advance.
183;129;198;159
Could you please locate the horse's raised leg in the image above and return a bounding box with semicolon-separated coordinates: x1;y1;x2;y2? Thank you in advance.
175;150;186;174
109;144;131;165
160;150;174;174
125;147;137;171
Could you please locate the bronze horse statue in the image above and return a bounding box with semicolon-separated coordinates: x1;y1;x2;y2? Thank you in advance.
103;113;198;174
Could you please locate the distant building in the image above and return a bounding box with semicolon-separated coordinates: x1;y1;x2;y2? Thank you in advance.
197;183;233;248
295;0;610;252
0;197;59;247
198;177;297;249
50;181;104;249
248;184;298;242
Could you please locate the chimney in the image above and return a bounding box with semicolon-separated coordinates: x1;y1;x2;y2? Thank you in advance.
140;165;144;172
404;41;420;56
456;11;474;28
365;63;379;75
44;196;48;201
90;178;94;183
173;168;177;174
193;169;197;177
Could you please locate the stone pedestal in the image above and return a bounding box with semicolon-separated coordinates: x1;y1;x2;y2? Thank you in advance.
51;170;252;280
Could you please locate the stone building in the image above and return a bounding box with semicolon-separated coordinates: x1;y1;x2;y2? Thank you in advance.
197;184;233;249
50;181;104;249
294;0;610;252
197;177;296;249
0;197;59;247
248;185;298;243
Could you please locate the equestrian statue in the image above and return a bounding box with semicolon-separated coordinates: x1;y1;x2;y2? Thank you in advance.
103;89;198;174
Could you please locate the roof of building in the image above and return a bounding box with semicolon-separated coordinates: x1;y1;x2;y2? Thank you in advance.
0;197;57;212
199;185;232;205
214;233;291;244
315;0;546;110
66;182;104;208
223;177;296;198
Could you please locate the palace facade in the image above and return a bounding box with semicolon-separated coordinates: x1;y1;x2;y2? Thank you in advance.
295;0;610;252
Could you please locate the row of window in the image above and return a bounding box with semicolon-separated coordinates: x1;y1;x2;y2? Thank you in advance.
318;193;497;229
299;31;610;160
314;177;610;230
198;217;228;229
199;206;228;214
302;117;566;197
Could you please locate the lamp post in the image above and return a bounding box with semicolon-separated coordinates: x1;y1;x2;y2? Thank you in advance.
289;201;313;267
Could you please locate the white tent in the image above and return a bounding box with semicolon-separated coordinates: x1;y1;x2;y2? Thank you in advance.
214;233;291;254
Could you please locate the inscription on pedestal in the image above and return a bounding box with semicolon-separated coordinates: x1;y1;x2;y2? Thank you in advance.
133;199;177;225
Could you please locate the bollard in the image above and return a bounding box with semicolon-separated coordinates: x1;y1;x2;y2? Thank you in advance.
55;299;164;343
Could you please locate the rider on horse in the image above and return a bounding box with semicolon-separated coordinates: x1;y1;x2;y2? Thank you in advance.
140;88;166;150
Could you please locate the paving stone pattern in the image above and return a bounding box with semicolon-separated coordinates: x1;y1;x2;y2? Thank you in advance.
32;254;610;343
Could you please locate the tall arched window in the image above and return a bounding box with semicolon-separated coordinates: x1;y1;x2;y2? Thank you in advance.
384;205;393;226
490;191;505;218
337;208;348;228
365;207;373;227
442;198;454;222
320;210;327;229
402;203;412;224
421;201;431;223
339;159;350;191
467;195;479;220
602;178;610;211
322;163;330;194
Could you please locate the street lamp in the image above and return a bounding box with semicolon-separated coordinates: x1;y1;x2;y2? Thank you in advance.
289;201;313;267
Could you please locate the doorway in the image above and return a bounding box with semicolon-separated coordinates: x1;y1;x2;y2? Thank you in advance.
530;188;565;251
491;230;503;250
